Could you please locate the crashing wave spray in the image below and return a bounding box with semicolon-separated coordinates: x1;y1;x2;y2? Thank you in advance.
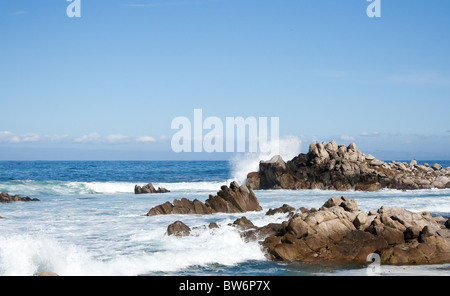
231;135;302;184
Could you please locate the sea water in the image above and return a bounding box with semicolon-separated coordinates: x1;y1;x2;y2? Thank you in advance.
0;160;449;276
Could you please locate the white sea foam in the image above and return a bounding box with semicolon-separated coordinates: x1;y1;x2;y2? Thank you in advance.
0;180;236;196
0;225;266;276
154;180;234;192
230;135;302;184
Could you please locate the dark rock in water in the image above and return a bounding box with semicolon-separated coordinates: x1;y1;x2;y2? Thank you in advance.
0;192;39;202
266;204;295;216
259;197;450;265
246;140;450;191
167;221;191;237
240;223;286;243
135;183;170;194
355;182;382;192
205;181;262;213
208;222;219;229
320;196;359;212
232;217;256;230
146;181;262;216
156;187;170;193
146;201;174;216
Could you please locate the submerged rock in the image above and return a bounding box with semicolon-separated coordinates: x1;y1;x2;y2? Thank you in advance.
246;140;450;191
146;181;262;216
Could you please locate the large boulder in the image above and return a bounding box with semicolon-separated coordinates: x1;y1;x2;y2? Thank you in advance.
146;182;262;216
259;197;450;265
167;221;191;237
205;181;262;213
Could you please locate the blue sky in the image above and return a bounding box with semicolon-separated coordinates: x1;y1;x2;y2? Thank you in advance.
1;0;450;160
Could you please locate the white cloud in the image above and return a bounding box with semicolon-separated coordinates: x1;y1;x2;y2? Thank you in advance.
106;134;130;143
74;133;102;143
0;131;14;143
75;133;133;144
360;131;381;137
0;131;40;143
136;136;157;143
0;131;158;145
340;135;355;142
48;135;70;142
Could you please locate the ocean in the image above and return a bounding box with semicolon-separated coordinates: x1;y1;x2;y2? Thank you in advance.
0;160;449;276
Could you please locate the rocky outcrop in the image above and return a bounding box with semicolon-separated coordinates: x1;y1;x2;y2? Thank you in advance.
208;222;219;229
266;204;295;216
167;221;191;237
232;216;256;230
1;192;39;202
135;183;170;194
146;181;262;216
246;140;450;191
257;197;450;265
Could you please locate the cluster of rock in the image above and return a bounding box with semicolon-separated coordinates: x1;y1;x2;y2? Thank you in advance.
259;197;450;265
163;195;450;265
146;181;262;216
1;192;39;202
135;183;170;194
246;140;450;191
165;215;283;241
